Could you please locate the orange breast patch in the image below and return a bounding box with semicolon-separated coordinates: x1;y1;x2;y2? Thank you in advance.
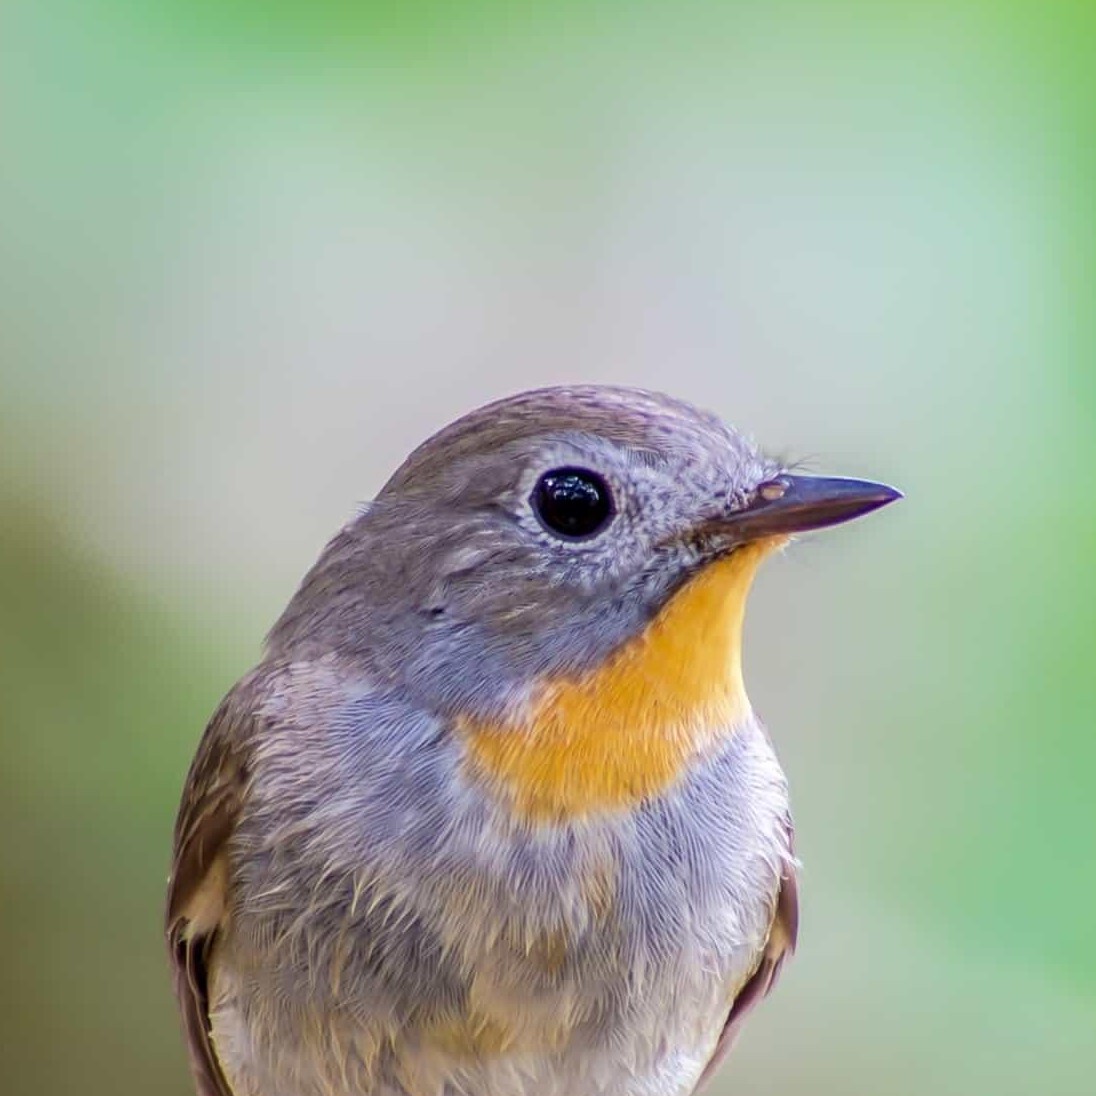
461;537;783;823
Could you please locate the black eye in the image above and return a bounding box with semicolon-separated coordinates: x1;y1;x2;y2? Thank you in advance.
531;467;614;540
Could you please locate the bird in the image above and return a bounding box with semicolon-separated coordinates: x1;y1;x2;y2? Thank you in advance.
166;384;900;1096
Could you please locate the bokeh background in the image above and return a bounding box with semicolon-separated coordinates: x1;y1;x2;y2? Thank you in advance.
2;2;1093;1094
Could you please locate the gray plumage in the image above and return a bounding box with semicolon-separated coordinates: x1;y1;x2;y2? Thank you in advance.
165;385;899;1096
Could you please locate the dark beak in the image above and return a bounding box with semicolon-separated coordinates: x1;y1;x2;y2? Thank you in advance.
718;474;902;541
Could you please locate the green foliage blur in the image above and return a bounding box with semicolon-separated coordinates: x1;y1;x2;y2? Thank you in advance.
1;2;1093;1094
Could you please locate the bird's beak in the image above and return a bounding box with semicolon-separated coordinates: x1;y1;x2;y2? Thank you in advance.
716;474;902;541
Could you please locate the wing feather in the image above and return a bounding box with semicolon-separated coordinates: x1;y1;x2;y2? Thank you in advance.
165;681;257;1096
694;819;799;1092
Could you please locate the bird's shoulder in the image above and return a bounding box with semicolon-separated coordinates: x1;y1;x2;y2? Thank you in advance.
165;656;373;1096
694;805;798;1092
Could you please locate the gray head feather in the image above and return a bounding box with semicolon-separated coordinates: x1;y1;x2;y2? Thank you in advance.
266;386;779;720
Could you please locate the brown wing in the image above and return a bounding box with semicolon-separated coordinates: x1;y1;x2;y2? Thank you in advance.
165;682;256;1096
694;822;800;1092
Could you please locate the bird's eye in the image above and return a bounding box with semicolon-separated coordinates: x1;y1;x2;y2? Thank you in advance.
531;468;614;540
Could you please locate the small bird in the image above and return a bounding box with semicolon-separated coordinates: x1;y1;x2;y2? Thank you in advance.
166;385;899;1096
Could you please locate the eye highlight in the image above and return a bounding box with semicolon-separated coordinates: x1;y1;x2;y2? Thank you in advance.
531;468;614;540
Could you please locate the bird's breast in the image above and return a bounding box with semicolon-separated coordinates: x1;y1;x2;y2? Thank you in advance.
216;723;791;1096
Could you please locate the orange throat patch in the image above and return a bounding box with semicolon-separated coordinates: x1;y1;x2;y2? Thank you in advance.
462;536;784;823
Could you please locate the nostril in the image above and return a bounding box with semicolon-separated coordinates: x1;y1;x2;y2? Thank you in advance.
757;478;791;502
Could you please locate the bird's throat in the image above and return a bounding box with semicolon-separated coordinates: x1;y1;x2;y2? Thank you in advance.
462;537;783;823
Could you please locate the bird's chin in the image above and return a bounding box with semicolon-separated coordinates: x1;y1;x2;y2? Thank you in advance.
703;532;791;566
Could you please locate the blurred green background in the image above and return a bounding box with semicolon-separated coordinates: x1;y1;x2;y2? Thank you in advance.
2;2;1093;1094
